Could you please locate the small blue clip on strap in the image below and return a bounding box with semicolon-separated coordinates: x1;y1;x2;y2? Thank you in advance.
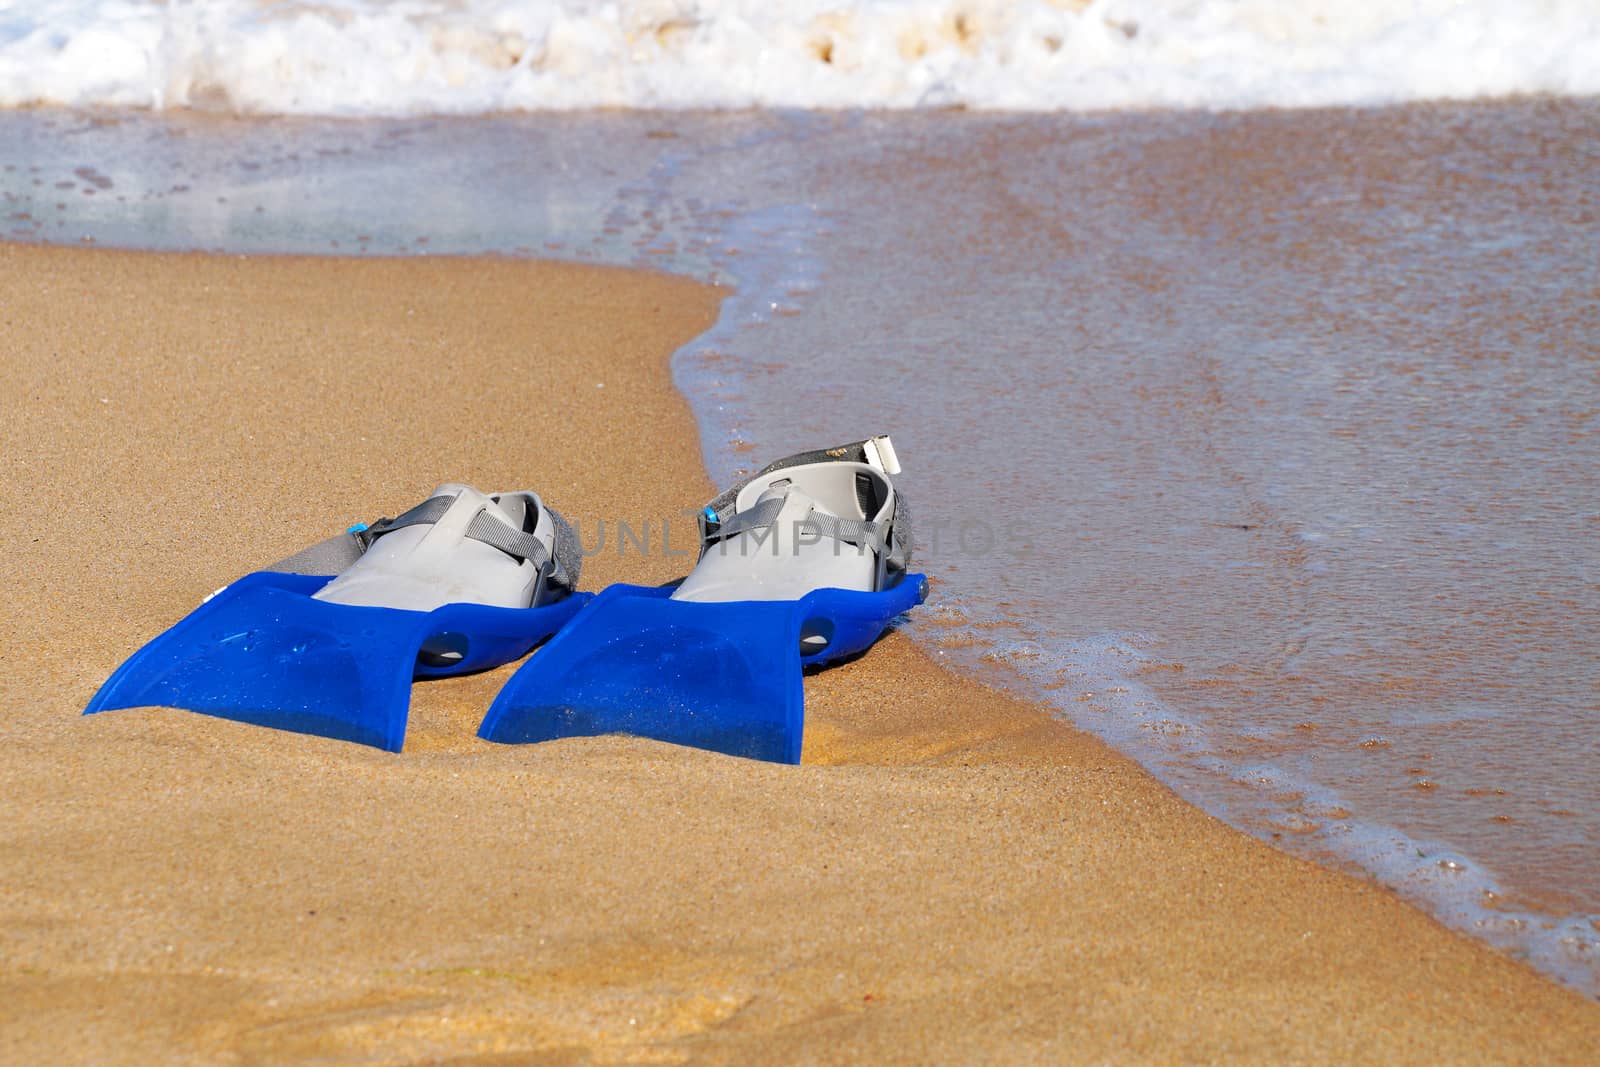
84;572;589;751
478;573;928;763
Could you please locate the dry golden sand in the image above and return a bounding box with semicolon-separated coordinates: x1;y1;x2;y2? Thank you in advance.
1;242;1596;1064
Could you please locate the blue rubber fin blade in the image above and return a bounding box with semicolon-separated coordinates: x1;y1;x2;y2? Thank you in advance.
478;574;927;763
85;571;589;752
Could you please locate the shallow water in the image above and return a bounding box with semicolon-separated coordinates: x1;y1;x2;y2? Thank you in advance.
2;100;1595;992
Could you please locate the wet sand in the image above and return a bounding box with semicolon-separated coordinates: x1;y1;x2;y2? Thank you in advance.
0;241;1596;1063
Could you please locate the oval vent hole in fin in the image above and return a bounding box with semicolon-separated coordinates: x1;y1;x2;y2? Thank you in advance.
418;631;469;669
799;618;835;657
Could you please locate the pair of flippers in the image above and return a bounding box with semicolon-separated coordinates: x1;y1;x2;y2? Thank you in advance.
84;437;925;763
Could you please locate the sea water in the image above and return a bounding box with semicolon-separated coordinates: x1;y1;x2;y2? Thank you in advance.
1;1;1596;996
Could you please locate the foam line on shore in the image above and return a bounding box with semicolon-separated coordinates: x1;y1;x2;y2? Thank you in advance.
2;1;1598;114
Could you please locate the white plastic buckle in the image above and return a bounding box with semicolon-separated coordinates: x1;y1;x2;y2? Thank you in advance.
863;434;901;476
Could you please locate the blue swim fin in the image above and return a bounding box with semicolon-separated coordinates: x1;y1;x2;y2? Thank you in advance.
479;436;925;763
85;485;589;751
477;575;925;763
86;572;588;751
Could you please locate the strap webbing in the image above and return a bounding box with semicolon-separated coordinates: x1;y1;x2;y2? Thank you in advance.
369;495;556;577
708;499;887;556
268;491;578;590
703;495;785;546
267;530;369;576
799;512;882;550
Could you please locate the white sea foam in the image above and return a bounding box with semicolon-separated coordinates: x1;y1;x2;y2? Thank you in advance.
0;1;1596;115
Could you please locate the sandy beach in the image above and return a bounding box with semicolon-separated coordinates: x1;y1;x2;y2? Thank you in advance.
1;241;1596;1063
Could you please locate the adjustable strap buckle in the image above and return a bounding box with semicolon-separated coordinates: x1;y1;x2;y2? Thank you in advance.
862;434;901;475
